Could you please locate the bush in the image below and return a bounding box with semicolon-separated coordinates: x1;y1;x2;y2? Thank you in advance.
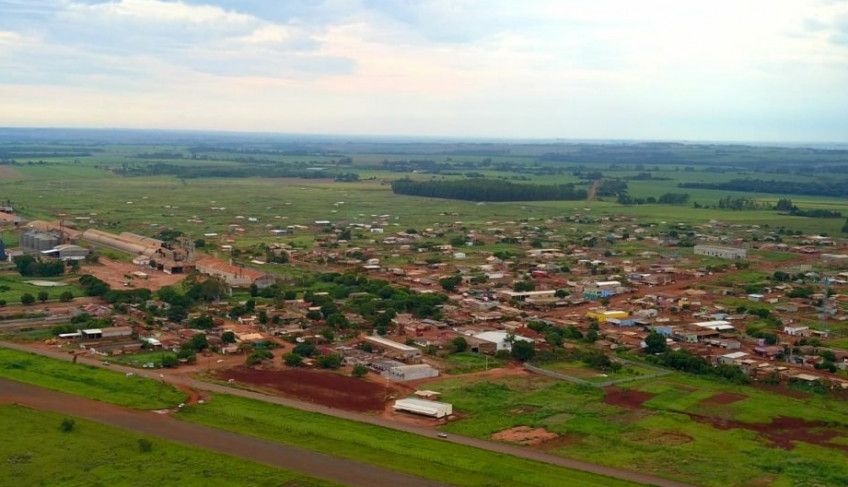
137;438;153;453
246;349;273;366
317;353;342;369
20;293;35;305
352;364;369;378
283;353;303;367
59;291;74;302
59;418;75;432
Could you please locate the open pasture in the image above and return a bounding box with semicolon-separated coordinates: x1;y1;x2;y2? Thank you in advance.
428;372;848;487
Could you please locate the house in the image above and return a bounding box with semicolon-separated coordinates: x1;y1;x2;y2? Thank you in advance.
718;351;748;365
586;310;628;323
473;331;533;352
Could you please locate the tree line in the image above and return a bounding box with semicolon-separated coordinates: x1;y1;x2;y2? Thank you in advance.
680;179;848;198
391;178;587;202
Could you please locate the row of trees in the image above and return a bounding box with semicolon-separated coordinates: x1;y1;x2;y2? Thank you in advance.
680;178;848;198
13;255;65;277
391;178;587;202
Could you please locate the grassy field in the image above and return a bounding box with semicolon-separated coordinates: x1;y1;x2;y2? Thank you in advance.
0;273;82;304
0;347;186;409
0;405;340;487
538;361;658;383
176;393;640;487
443;352;507;374
427;372;848;487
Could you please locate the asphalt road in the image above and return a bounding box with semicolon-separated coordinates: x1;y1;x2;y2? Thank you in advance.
0;341;699;487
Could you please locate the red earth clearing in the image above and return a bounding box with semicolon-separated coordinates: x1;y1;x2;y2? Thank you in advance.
603;387;656;409
698;392;748;407
492;426;559;446
213;366;389;412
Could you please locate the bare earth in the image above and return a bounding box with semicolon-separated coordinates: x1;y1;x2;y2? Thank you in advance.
79;257;185;290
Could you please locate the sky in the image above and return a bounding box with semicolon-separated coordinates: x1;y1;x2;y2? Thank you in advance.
1;0;847;142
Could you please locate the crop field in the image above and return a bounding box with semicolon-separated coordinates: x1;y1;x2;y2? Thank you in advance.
0;347;186;409
177;393;640;487
0;405;338;487
428;372;848;487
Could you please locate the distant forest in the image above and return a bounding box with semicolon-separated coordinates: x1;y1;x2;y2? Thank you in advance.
679;179;848;198
391;178;587;202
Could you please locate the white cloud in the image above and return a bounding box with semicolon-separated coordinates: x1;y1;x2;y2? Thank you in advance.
63;0;255;26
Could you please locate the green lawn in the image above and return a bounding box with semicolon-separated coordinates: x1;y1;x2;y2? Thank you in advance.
0;347;186;409
0;405;341;487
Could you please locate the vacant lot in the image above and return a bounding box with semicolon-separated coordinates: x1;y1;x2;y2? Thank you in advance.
429;372;848;487
0;347;186;409
0;404;340;487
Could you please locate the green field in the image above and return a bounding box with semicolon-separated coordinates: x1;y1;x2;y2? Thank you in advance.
428;372;848;487
177;393;639;487
443;352;507;374
0;405;340;487
0;347;186;409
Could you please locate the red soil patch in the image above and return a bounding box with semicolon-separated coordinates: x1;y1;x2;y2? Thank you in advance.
214;366;387;412
603;387;656;409
492;426;558;446
699;392;748;407
691;414;848;452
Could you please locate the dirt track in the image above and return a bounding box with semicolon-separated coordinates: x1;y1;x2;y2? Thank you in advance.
0;341;699;487
0;377;447;487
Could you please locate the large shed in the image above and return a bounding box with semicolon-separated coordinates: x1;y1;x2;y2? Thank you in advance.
393;398;453;418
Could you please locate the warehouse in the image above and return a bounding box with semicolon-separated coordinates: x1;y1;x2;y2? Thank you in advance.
393;398;453;418
42;244;89;261
382;363;439;382
364;335;421;358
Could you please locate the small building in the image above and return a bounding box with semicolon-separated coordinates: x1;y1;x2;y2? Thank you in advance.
473;330;533;352
694;245;747;260
718;351;748;365
586;310;629;323
583;280;622;299
81;326;133;341
383;364;439;382
42;244;89;261
393;398;453;418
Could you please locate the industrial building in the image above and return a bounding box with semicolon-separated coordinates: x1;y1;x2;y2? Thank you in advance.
195;258;276;288
694;245;747;260
393;398;453;418
382;363;439;381
364;335;421;359
82;229;194;273
20;229;60;251
42;244;89;261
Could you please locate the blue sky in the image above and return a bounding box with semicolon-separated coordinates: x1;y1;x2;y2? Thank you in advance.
1;0;847;141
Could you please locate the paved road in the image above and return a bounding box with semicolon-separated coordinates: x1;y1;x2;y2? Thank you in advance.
0;378;448;487
0;341;699;487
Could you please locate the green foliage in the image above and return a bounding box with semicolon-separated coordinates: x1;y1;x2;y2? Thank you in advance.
510;341;535;362
59;417;75;432
189;315;215;330
351;363;369;378
20;293;35;305
317;353;342;369
13;255;64;277
246;349;273;366
221;331;236;344
451;336;468;353
283;353;303;367
79;275;110;297
644;331;668;354
293;342;316;357
439;275;462;292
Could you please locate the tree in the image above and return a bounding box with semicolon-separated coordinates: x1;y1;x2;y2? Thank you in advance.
189;315;215;330
510;341;536;362
644;332;668;354
293;342;316;357
451;336;468;353
352;364;369;378
161;354;179;368
59;291;74;302
317;353;342;369
513;281;535;292
283;353;303;367
247;349;273;366
37;291;49;303
20;293;35;305
221;331;237;344
186;333;209;352
439;275;462;293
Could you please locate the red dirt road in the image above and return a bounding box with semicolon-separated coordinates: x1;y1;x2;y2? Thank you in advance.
0;377;447;487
